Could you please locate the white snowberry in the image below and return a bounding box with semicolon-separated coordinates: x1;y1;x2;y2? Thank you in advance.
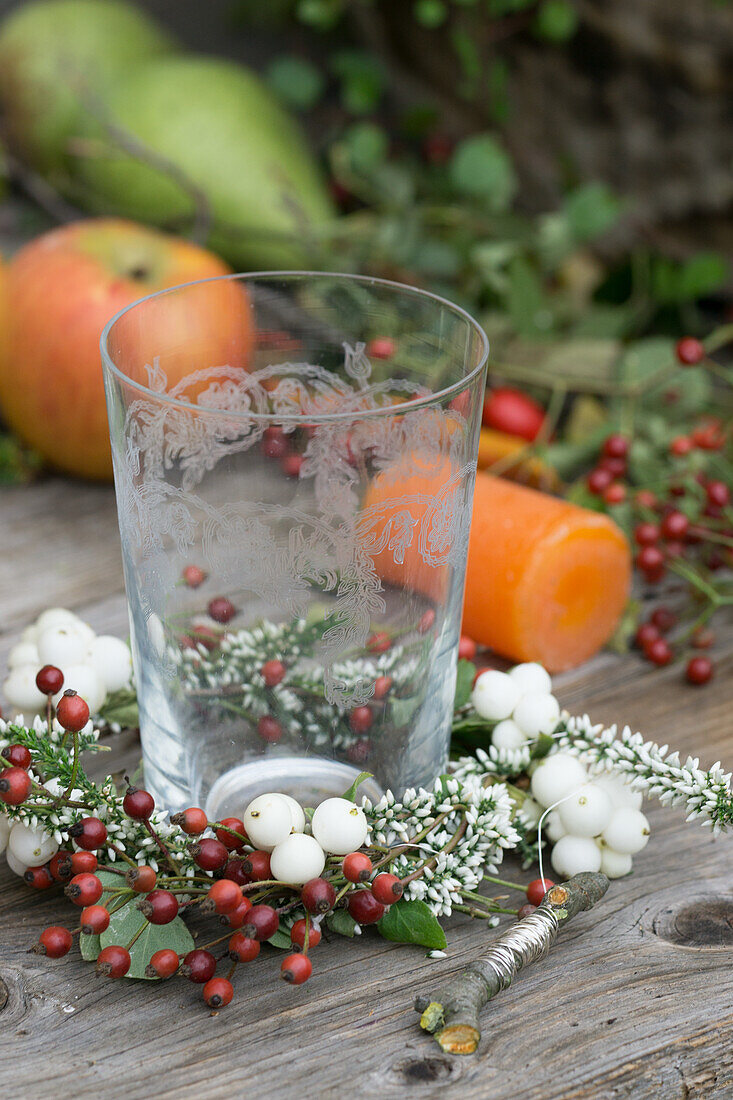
544;809;567;842
508;662;552;696
472;670;521;721
8;822;59;866
3;666;46;712
550;834;602;877
513;693;561;738
311;797;368;855
0;816;10;855
37;625;89;669
35;608;80;634
5;847;28;876
20;624;39;644
8;642;40;669
598;843;633;879
277;794;306;834
491;719;528;752
530;752;588;808
601;809;650;855
270;833;325;884
592;772;643;811
558;783;613;838
518;796;543;828
88;635;133;693
243;793;294;852
53;665;105;715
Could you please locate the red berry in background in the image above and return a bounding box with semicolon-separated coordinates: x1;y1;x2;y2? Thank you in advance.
367;631;391;655
35;664;64;696
518;903;538;920
637;546;665;583
126;864;157;893
373;676;393;701
371;873;403;905
483;386;545;442
25;865;54;889
223;859;251;888
1;744;31;769
692;421;725;451
301;878;336;915
281;953;313;985
635;489;657;510
603;482;626;505
70;851;97;874
37;926;73;958
634;522;660;547
49;850;73;882
599;455;626;478
290;919;322;950
203;977;234;1009
458;634;477;661
526;877;554;906
172;806;208;835
261;426;289;459
146;948;180;979
347;888;385;925
645;638;673;667
182;564;206;588
0;766;32;805
586;466;613;495
664;540;686;561
675;336;705;366
242;850;271;881
225;897;253;928
257;715;283;743
190;837;229;872
634;622;660;650
686;656;714;686
96;945;131;979
650;607;677;633
260;660;286;688
281;453;303;478
670;436;692;457
692;626;715;649
65;873;103;907
349;706;373;734
80;905;110;935
661;511;689;540
417;608;436;634
423;133;454;165
122;785;155;821
347;739;371;765
207;597;236;624
137;889;179;925
69;816;107;851
181;949;217;984
602;434;630;459
342;852;373;883
56;690;90;732
204;879;242;915
241;904;279;941
215;817;246;850
366;337;395;360
228;932;260;961
706;480;730;508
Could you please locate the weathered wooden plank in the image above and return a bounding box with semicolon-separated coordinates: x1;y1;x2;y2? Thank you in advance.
0;479;731;1099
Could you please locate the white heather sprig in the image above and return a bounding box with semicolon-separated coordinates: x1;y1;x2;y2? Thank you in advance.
556;714;733;836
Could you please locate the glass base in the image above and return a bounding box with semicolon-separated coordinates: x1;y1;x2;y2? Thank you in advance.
204;757;384;820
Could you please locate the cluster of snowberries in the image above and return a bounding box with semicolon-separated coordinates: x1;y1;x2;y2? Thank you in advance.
2;607;132;717
472;662;650;879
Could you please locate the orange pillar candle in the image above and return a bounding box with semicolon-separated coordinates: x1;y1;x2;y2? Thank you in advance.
462;472;631;672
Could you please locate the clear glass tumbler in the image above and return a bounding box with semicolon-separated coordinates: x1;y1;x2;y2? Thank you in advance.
101;273;488;816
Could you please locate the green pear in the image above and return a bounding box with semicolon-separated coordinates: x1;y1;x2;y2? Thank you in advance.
0;0;177;178
74;55;335;268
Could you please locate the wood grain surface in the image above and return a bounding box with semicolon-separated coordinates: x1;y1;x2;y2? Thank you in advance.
0;478;731;1100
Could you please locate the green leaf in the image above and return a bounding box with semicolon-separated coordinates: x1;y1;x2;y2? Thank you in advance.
100;900;195;980
449;134;517;211
530;732;555;760
618;337;674;388
97;688;139;729
79;931;101;961
266;56;325;111
342;122;389;173
564;182;620;241
378;898;447;950
677;252;729;300
326;908;357;937
341;771;374;802
506;256;551;336
268;926;293;950
533;0;579;42
330;50;385;114
454;659;476;710
79;869;133;963
414;0;448;27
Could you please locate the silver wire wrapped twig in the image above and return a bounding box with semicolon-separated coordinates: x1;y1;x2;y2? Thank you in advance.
415;872;609;1054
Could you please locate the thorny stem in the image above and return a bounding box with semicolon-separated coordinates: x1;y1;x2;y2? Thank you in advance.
143;819;179;876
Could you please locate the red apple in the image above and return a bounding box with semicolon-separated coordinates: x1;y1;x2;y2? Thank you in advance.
0;218;254;480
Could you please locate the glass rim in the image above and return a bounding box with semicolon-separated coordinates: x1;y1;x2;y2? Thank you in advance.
100;270;489;424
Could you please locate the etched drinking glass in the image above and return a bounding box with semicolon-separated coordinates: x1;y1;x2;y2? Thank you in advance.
101;273;488;815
